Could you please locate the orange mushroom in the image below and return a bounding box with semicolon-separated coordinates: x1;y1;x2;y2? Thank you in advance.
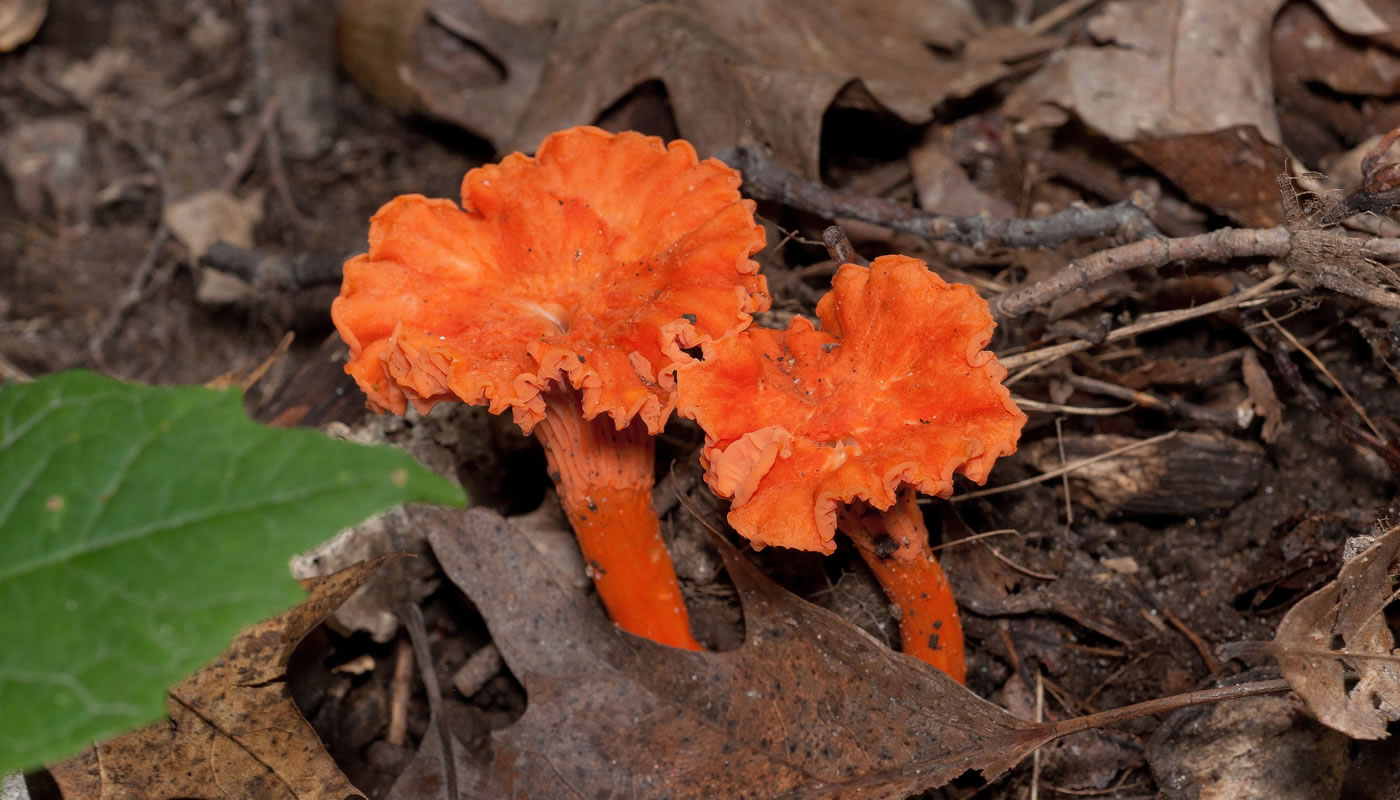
675;255;1025;680
331;126;768;649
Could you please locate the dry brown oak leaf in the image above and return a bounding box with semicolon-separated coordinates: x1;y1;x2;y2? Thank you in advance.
47;557;399;800
1006;0;1288;226
1274;523;1400;740
427;506;1057;799
385;0;1025;176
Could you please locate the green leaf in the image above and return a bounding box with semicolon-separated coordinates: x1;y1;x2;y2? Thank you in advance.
0;370;466;772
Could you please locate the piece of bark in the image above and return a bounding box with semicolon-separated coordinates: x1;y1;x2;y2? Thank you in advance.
1025;432;1263;515
1148;688;1348;800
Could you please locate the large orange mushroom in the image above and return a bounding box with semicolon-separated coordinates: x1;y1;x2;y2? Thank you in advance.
331;126;768;649
675;255;1025;680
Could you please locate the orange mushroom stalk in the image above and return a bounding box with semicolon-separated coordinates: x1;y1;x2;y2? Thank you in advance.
332;126;768;650
676;255;1025;680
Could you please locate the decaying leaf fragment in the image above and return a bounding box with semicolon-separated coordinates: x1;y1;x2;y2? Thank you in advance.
428;506;1055;799
1274;523;1400;739
48;558;398;800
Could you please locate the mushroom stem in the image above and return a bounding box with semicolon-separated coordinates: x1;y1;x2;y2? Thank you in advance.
841;492;966;683
533;391;702;650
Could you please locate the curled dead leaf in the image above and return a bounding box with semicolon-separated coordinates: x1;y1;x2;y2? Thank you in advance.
1274;524;1400;739
427;506;1054;798
1241;349;1285;444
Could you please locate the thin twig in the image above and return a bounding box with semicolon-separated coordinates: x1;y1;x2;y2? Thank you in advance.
949;431;1179;502
991;227;1293;321
1046;679;1291;738
386;636;413;747
85;110;173;366
1026;0;1100;34
401;603;460;800
722;145;1160;251
1083;654;1148;708
246;0;305;226
929;528;1021;552
982;543;1059;580
998;271;1293;372
1262;310;1384;441
89;93;288;365
1031;669;1045;800
1014;397;1135;415
218;95;283;195
822;226;869;267
1260;327;1400;472
1160;607;1219;673
0;351;34;383
1065;373;1241;428
1056;417;1073;527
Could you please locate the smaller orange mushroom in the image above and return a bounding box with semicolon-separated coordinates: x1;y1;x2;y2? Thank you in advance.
332;126;768;649
676;255;1026;681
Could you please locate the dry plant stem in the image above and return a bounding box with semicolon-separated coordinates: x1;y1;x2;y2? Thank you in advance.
1014;396;1134;416
386;635;413;747
0;351;33;383
88;93;282;364
1262;331;1400;473
1046;679;1291;738
246;0;304;226
1066;373;1240;427
533;392;702;650
401;603;459;800
1263;310;1384;440
991;227;1293;321
822;226;869;267
1160;606;1219;673
723;145;1159;250
841;493;966;683
999;270;1293;372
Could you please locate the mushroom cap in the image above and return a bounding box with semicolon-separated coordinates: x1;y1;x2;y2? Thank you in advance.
331;126;769;434
676;255;1026;554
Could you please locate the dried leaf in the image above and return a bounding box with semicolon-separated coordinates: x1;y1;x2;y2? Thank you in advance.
909;127;1015;218
1312;0;1400;46
1006;0;1287;225
291;507;442;643
1273;3;1400;97
428;507;1056;798
1;117;91;227
399;0;1018;175
1274;525;1400;739
163;189;264;260
48;558;398;800
1241;349;1285;444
